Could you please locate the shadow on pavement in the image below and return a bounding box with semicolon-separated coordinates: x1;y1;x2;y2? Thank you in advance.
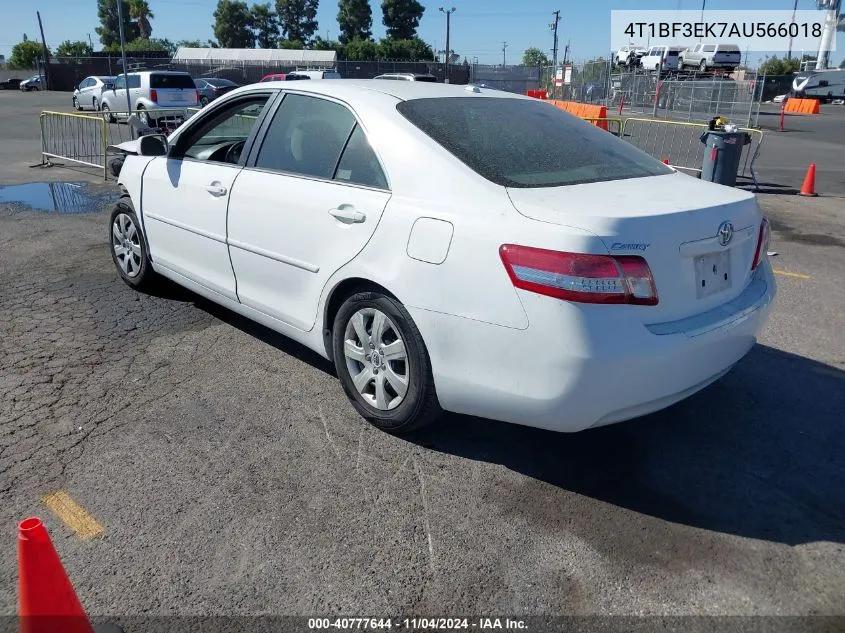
407;344;845;547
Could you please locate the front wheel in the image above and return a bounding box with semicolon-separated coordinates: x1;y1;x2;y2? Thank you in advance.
333;292;441;434
101;103;115;123
109;198;159;291
138;107;157;128
73;97;82;111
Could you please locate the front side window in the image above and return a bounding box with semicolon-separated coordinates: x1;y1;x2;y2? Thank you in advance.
177;96;271;164
254;94;356;179
113;76;126;90
396;97;672;188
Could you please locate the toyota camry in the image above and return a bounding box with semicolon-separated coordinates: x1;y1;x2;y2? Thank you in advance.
110;80;776;434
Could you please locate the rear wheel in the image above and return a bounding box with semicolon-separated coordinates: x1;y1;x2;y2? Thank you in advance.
200;96;209;106
700;59;707;72
101;103;115;123
333;292;441;434
138;106;157;128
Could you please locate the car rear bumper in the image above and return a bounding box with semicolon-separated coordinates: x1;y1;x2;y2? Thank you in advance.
411;260;776;433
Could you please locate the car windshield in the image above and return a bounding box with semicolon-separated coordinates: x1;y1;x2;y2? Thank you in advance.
150;74;195;89
396;97;672;188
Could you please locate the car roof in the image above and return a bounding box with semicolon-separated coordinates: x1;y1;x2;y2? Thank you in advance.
233;78;527;103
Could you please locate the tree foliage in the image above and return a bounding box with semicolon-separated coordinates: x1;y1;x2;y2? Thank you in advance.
276;0;318;44
213;0;256;47
759;56;801;75
279;38;305;49
378;37;432;61
522;47;550;67
9;40;48;69
381;0;424;40
128;0;154;39
311;36;343;51
250;3;280;48
337;0;372;44
56;40;93;58
96;0;140;49
342;36;378;60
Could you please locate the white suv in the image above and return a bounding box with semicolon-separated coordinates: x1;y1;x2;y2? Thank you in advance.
100;71;199;126
679;43;741;72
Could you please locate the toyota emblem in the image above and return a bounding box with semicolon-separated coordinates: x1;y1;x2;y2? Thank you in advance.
717;221;734;247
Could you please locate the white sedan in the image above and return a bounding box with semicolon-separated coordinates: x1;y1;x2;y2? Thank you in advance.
111;80;776;434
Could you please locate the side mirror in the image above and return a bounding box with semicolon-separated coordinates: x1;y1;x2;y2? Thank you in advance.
105;83;114;90
138;134;169;157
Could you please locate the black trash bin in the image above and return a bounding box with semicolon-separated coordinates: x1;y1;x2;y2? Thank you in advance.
699;130;751;187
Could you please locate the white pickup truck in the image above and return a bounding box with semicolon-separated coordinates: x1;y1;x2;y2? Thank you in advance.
679;43;741;72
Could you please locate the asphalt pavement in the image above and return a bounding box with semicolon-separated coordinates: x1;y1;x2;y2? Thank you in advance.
1;90;844;624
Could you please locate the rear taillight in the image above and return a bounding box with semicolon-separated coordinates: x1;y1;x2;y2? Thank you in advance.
751;218;770;271
150;89;158;103
499;244;659;305
195;89;200;102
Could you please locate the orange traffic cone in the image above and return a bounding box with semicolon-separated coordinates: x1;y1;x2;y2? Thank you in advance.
18;517;95;633
799;163;818;197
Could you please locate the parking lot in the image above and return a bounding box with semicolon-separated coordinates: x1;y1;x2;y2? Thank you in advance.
1;89;844;622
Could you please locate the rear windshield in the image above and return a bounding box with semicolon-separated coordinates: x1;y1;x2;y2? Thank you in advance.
717;44;741;53
413;75;438;82
150;74;196;89
666;50;680;57
396;97;672;188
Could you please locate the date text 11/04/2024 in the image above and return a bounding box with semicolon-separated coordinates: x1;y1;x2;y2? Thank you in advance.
623;21;822;39
308;618;528;630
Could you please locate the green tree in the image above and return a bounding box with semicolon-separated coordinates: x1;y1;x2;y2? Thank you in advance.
311;36;342;51
759;56;800;75
96;0;140;49
129;0;154;39
377;36;432;60
341;36;378;60
522;47;549;67
9;40;47;68
337;0;372;44
276;0;318;44
279;38;305;49
381;0;424;40
176;39;205;48
251;3;280;48
55;40;93;58
213;0;256;47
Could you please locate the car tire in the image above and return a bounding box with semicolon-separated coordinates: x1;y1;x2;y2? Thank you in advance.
101;103;115;123
332;292;442;434
109;197;159;291
700;59;707;72
92;97;98;111
200;96;209;106
138;107;156;128
73;97;82;111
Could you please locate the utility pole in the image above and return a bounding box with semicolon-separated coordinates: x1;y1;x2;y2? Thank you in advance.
699;0;706;42
88;33;94;50
116;0;132;116
502;41;508;67
550;10;561;71
36;11;50;90
786;0;798;59
439;7;456;83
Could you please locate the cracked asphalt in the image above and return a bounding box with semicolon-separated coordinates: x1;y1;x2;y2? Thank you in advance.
1;91;844;623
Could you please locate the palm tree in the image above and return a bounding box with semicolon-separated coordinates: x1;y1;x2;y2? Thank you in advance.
129;0;154;40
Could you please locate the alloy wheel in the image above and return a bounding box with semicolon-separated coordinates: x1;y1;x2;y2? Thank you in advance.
343;308;409;411
111;213;142;278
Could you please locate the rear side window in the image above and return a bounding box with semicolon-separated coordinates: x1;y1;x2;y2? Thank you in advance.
334;125;388;189
396;97;672;188
150;74;195;89
254;94;356;179
127;75;141;89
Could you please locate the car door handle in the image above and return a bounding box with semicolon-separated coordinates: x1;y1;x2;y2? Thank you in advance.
205;183;227;197
329;206;366;223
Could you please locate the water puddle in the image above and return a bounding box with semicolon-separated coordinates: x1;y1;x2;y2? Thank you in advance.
0;182;118;214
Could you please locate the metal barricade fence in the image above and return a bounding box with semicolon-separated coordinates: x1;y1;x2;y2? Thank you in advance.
40;112;108;179
582;117;624;137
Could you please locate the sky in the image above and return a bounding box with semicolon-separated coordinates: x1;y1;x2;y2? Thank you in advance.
1;0;842;67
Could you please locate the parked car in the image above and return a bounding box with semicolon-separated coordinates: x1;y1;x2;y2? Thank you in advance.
772;93;788;104
259;73;311;82
19;75;45;91
195;77;239;106
100;71;199;127
0;78;23;90
679;43;741;72
373;73;437;82
109;80;775;434
640;46;684;73
615;45;647;67
73;75;115;111
294;70;342;80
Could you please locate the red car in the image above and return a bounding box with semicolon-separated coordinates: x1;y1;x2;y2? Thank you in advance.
259;73;311;82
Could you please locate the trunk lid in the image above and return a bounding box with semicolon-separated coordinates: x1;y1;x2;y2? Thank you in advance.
507;172;763;323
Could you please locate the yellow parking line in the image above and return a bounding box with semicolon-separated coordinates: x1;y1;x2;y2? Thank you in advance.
41;491;103;540
773;269;812;280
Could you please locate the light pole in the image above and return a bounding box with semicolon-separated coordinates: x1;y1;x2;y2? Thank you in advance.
439;7;456;83
116;0;132;117
502;41;508;67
